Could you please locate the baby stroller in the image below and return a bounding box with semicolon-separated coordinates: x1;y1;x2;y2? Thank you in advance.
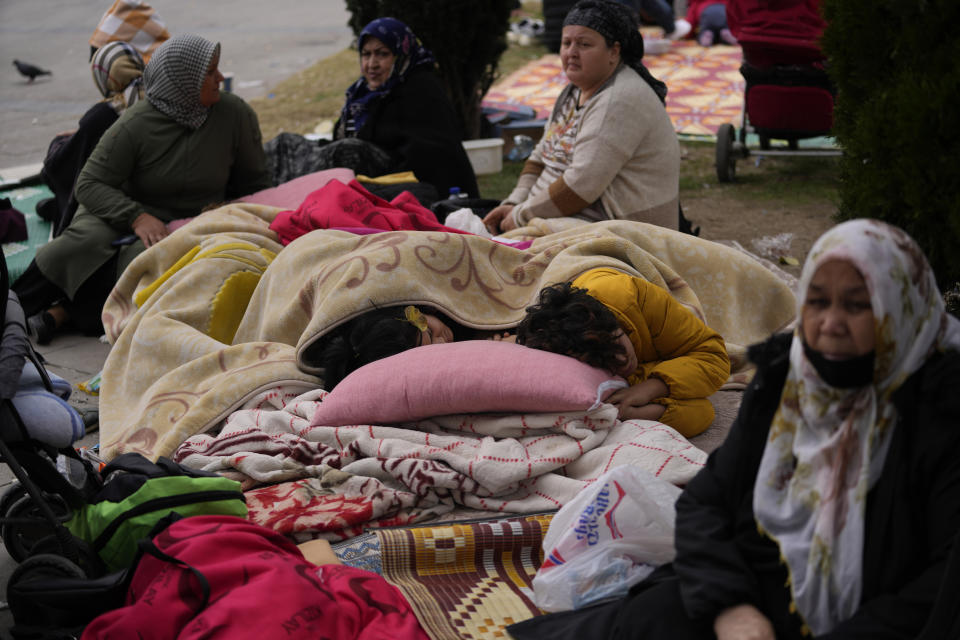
714;0;841;182
0;254;105;634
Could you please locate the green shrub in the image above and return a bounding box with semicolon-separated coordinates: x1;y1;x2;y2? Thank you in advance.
345;0;516;139
820;0;960;288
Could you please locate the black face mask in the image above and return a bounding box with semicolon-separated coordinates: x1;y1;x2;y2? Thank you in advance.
803;342;875;388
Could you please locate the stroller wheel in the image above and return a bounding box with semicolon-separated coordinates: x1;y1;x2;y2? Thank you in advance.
0;482;27;516
6;553;89;635
30;532;104;577
716;123;737;182
8;552;86;584
2;493;71;563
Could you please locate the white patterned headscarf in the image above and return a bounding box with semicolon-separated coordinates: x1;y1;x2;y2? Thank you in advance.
144;34;219;130
753;218;960;635
91;41;145;114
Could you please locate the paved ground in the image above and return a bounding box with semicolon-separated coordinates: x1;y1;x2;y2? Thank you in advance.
0;1;353;633
1;0;353;170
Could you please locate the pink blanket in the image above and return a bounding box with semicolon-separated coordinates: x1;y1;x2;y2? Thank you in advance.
269;179;470;245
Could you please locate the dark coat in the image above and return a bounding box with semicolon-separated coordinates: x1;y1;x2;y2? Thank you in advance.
509;333;960;640
40;102;119;236
674;332;960;639
340;67;479;199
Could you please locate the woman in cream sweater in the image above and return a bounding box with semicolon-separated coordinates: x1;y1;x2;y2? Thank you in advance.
484;0;679;233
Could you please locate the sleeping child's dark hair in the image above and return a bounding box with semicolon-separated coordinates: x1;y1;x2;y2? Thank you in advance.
516;282;628;374
314;307;420;389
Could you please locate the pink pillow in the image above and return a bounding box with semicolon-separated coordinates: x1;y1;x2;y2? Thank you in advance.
310;340;628;427
236;168;356;209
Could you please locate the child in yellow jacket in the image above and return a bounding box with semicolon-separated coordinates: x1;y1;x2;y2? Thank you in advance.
516;268;730;437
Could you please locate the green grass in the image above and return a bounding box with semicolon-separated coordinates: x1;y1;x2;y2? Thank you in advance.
679;140;841;206
477;161;524;200
497;41;550;80
519;0;543;19
481;141;842;204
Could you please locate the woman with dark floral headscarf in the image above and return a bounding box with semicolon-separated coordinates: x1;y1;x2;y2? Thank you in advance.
337;17;438;137
509;219;960;640
264;17;478;201
14;34;271;344
484;0;679;234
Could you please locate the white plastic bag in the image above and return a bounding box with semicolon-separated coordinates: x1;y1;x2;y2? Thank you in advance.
443;208;493;237
532;466;681;612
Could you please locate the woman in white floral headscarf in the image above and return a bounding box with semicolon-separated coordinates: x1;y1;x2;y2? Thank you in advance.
749;218;960;637
539;219;960;640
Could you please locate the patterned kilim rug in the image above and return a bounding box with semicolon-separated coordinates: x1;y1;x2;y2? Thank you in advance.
1;184;53;282
483;41;744;138
377;513;554;640
332;531;383;576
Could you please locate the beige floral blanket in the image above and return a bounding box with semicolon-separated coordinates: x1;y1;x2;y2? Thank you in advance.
99;204;796;461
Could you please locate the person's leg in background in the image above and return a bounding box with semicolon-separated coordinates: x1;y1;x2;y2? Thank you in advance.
614;0;691;39
697;3;737;46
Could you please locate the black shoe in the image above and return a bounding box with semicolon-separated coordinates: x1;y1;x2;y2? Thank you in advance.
35;197;58;223
26;312;56;345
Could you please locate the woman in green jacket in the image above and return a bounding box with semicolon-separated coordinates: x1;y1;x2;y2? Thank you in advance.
14;34;272;344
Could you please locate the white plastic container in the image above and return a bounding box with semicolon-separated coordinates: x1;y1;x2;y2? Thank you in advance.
462;138;505;175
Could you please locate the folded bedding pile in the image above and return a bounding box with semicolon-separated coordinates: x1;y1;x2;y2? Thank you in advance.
170;381;703;540
95;199;795;541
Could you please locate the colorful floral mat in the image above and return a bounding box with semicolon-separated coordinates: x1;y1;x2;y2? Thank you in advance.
376;513;554;640
483;41;744;138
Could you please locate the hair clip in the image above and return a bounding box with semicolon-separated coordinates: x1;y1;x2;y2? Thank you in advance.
403;305;428;332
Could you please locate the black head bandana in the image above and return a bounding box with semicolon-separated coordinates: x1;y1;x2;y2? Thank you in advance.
562;0;667;103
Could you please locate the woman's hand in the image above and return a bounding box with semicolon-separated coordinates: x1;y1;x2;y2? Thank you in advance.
714;604;776;640
131;213;169;248
488;332;516;343
482;204;515;234
607;378;668;421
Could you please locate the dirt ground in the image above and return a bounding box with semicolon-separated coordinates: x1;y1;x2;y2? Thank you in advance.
675;141;840;279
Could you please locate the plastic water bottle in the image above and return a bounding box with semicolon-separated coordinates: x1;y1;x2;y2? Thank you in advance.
507;135;535;162
448;187;468;200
